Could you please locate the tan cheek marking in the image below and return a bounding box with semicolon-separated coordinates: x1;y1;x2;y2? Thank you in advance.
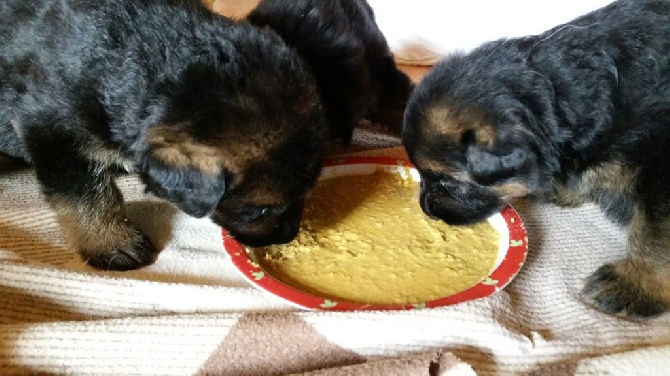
150;144;225;177
475;126;497;148
146;122;284;179
413;154;475;187
492;182;531;201
150;146;190;169
147;125;227;177
448;170;473;184
424;104;497;146
425;106;467;140
246;191;287;207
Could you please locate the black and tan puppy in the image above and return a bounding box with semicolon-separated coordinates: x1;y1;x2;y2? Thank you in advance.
0;0;329;270
403;0;670;319
247;0;413;144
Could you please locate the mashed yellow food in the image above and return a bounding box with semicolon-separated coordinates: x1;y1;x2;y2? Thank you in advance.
252;170;500;305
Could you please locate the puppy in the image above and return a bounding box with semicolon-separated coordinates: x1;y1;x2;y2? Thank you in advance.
247;0;413;144
402;0;670;319
0;0;329;270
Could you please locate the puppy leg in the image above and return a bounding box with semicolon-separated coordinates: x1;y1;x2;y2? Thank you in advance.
47;179;156;271
581;164;670;319
582;209;670;319
25;125;156;270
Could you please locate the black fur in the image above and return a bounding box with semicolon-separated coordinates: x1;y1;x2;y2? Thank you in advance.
247;0;413;144
0;0;328;270
403;0;670;319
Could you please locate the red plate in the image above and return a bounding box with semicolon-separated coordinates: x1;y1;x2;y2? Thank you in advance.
223;156;528;311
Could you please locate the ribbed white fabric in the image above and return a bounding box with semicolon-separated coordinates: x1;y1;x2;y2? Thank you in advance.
2;1;668;374
2;145;670;375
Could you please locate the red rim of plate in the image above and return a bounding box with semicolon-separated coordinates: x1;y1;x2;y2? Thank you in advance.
223;156;529;311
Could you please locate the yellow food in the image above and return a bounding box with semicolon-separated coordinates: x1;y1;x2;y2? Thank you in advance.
252;169;500;305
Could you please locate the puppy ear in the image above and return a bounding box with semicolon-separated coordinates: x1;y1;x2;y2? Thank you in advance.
141;126;227;218
466;142;530;186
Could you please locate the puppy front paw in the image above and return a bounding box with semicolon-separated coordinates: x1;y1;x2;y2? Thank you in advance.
80;227;157;271
581;261;669;320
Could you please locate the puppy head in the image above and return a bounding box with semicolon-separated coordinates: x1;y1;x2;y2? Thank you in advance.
139;23;328;247
402;52;560;225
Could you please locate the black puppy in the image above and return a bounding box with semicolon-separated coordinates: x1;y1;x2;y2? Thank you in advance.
247;0;413;144
0;0;329;270
403;0;670;319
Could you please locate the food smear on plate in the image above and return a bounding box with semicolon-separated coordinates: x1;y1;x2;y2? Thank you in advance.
251;170;500;305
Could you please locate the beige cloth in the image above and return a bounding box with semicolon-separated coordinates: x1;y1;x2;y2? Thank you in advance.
1;128;670;375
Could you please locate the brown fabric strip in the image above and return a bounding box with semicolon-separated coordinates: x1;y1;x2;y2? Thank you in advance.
197;313;366;376
289;351;475;376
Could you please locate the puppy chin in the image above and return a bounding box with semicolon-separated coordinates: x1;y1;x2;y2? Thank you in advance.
420;190;503;226
212;211;302;247
225;224;300;248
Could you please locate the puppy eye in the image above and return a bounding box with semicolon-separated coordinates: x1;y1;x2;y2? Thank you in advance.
232;206;271;223
439;179;468;195
439;179;456;191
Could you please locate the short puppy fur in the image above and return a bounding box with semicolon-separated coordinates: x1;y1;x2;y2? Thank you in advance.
247;0;413;144
0;0;329;270
402;0;670;319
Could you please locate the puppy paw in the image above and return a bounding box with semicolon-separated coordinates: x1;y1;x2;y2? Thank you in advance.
581;261;669;320
80;228;157;271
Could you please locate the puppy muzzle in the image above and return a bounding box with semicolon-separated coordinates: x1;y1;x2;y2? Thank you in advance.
420;179;503;226
227;220;300;248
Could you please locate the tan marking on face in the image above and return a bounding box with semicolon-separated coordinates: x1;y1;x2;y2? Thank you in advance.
149;142;224;176
145;123;282;180
475;126;497;148
424;106;467;140
239;189;287;208
492;182;531;201
413;155;473;184
447;170;473;184
147;125;229;177
424;104;496;146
